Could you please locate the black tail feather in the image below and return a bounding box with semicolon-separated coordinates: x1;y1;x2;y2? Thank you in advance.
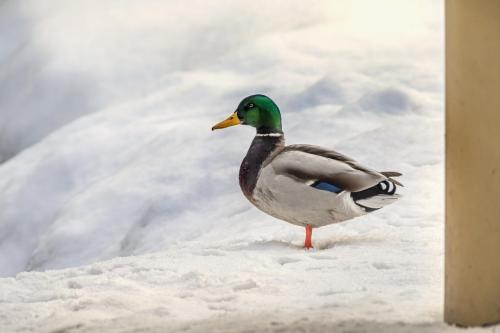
351;180;397;203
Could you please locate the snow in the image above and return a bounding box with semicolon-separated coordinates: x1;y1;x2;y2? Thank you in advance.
0;243;495;332
2;1;496;332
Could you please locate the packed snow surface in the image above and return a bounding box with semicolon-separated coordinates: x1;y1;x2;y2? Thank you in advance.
1;1;489;333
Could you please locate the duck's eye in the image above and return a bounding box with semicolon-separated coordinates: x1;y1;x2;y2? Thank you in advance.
246;103;255;109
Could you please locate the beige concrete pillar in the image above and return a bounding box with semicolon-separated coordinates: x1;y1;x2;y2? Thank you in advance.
445;0;500;327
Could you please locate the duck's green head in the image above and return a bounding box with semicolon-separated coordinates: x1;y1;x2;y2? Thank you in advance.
212;95;282;133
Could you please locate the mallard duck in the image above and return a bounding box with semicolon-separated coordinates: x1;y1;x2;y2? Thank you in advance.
212;94;402;249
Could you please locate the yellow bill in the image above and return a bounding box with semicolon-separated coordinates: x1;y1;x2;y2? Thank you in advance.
212;111;240;130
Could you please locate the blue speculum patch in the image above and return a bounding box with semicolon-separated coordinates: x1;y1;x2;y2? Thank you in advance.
311;181;343;193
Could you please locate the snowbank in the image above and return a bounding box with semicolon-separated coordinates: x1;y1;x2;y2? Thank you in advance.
0;0;443;276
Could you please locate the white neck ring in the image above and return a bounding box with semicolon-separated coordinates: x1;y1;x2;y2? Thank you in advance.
255;133;283;137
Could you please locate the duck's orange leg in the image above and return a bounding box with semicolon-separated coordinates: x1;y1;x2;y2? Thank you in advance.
304;224;313;249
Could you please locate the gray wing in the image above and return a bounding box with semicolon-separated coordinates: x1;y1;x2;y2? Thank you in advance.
268;144;397;192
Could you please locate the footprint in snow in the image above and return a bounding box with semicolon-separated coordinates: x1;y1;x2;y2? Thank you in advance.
276;257;301;265
316;290;344;296
232;280;258;291
67;280;83;289
310;254;337;261
176;292;194;299
372;262;393;270
203;295;237;303
208;304;235;312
